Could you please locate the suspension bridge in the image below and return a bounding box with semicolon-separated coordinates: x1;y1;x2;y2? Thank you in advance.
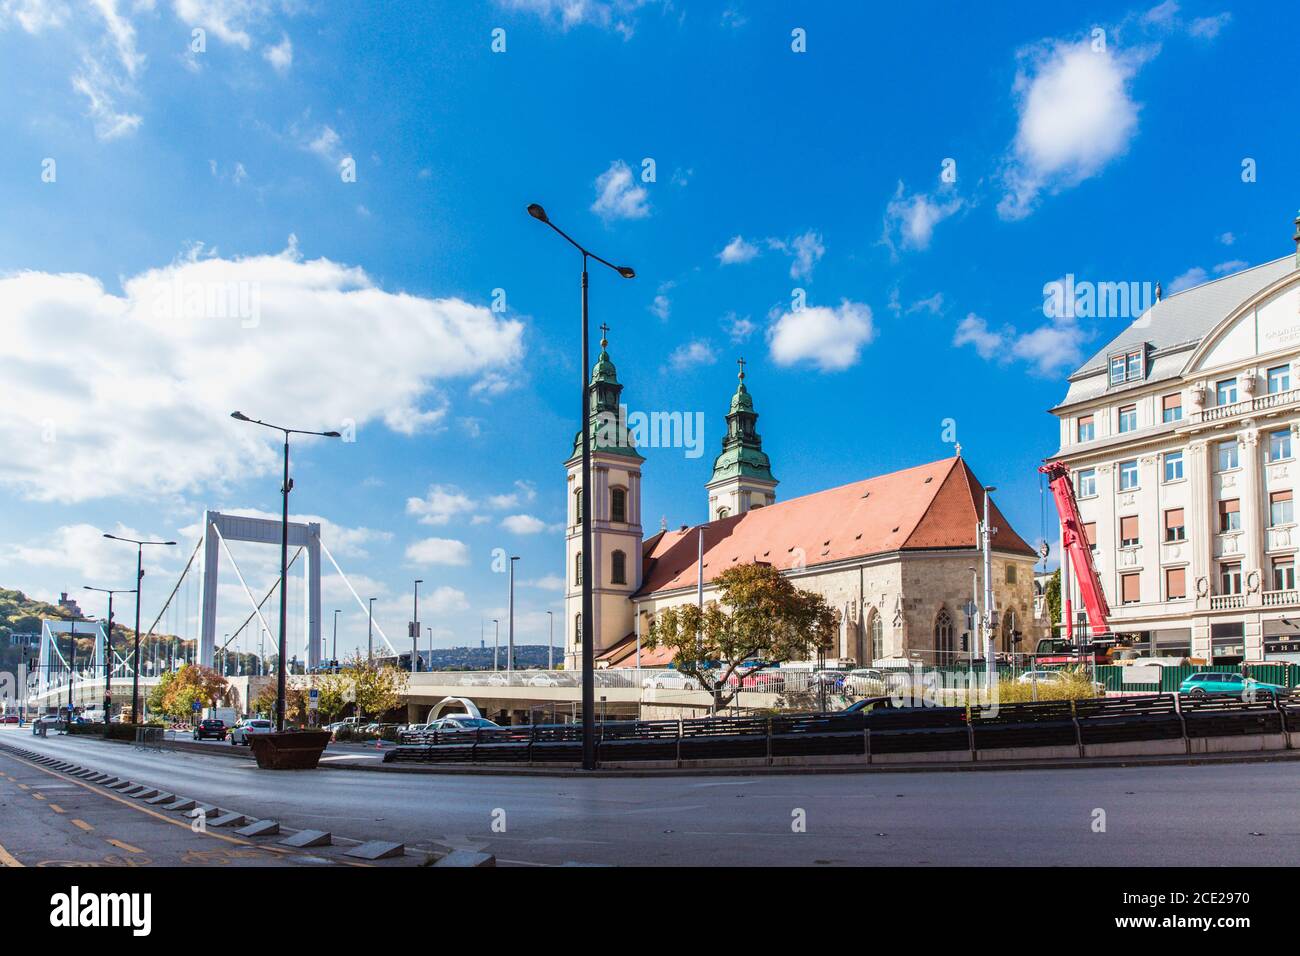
26;510;398;715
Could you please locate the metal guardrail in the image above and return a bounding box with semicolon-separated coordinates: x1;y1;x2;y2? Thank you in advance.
385;693;1296;767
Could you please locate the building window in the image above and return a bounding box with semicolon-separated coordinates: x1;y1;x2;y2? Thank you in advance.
1270;490;1293;527
574;613;582;646
1117;405;1137;433
933;608;955;665
574;489;583;523
574;552;583;586
1005;564;1017;584
1164;508;1186;542
870;613;883;662
1218;499;1241;533
1220;562;1242;595
1120;572;1140;605
1216;378;1238;406
1216;440;1239;471
1083;522;1097;550
1077;415;1095;442
1273;559;1295;591
1268;364;1291;395
1165;567;1187;600
1162;393;1183;423
1268;429;1292;462
1118;459;1138;490
611;487;627;523
1109;348;1147;385
1077;469;1097;497
1163;451;1183;482
716;506;730;519
611;549;627;585
1120;515;1140;548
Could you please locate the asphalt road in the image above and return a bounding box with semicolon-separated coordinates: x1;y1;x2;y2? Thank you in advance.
4;727;1297;866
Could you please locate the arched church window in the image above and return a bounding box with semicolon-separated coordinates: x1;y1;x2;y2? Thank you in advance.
611;487;627;523
575;613;582;647
574;489;583;524
574;552;583;586
611;550;627;585
934;607;955;665
870;612;883;663
716;506;730;519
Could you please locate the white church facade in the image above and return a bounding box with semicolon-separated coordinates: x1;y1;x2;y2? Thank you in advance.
563;336;1041;669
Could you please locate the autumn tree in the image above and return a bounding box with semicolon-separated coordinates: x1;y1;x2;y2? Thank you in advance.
646;561;838;710
345;655;407;722
312;672;350;723
148;664;230;721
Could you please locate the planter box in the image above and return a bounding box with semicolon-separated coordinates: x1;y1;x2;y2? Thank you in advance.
248;730;331;770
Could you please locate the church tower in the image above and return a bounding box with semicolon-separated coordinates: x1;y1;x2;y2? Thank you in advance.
706;359;778;520
564;327;644;669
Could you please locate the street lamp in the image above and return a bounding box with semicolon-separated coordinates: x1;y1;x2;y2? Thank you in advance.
527;201;635;771
104;534;177;724
507;555;519;673
367;597;376;664
492;619;500;672
547;609;554;671
85;585;135;722
230;411;342;731
332;609;341;672
411;580;423;674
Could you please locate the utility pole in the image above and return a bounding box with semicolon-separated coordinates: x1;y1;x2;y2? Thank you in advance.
411;579;422;674
507;555;519;673
367;597;376;665
547;610;554;670
492;619;500;672
982;486;997;687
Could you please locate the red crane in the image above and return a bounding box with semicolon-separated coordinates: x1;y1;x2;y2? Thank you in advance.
1039;461;1112;644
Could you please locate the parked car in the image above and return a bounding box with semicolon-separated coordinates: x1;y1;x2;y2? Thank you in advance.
642;671;701;691
430;716;501;733
32;714;63;734
1178;672;1285;700
1018;670;1107;695
228;718;274;745
0;714;19;724
192;718;228;741
842;668;886;695
525;673;561;687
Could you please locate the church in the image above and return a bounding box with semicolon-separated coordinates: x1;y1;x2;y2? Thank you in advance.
563;333;1041;670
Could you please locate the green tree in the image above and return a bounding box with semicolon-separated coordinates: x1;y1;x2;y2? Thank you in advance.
312;672;349;723
1045;568;1061;637
646;562;838;711
346;655;407;722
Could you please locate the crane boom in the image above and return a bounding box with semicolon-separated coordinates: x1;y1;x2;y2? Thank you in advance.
1039;460;1112;637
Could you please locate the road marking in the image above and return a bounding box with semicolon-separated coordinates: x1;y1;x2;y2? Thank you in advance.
0;842;22;867
71;818;94;832
16;783;28;790
48;803;66;813
106;838;144;854
31;792;45;801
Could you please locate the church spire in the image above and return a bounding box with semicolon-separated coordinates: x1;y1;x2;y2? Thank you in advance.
569;323;642;461
706;358;778;519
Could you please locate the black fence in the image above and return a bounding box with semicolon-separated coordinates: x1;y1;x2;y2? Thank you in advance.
384;693;1297;767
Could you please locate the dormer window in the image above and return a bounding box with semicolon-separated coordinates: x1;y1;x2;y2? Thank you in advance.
1108;346;1148;386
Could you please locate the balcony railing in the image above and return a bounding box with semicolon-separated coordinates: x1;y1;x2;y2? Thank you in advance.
1262;588;1299;607
1195;386;1300;423
1209;593;1246;610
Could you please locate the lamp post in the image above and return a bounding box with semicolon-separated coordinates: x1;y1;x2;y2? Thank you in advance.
492;619;499;672
547;610;554;671
230;411;342;731
507;555;519;673
411;580;423;674
367;597;376;664
332;609;341;672
982;485;997;687
84;586;135;722
104;534;177;723
527;201;635;771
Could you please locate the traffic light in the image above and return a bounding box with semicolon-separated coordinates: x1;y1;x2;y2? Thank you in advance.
960;633;969;652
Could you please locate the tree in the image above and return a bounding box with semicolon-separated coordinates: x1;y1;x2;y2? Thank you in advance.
312;672;349;723
346;655;407;721
148;664;229;721
646;562;838;711
252;682;308;724
1045;568;1061;637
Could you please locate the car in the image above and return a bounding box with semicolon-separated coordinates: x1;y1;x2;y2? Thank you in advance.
228;718;274;745
429;716;501;733
1018;670;1065;684
31;714;63;734
842;668;887;694
642;671;700;691
525;673;560;687
192;718;228;741
1178;672;1286;700
0;714;19;724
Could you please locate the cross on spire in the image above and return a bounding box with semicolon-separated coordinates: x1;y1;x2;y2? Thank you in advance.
737;356;746;381
599;322;610;348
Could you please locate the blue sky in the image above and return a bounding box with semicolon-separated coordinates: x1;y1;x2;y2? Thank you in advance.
1;0;1297;660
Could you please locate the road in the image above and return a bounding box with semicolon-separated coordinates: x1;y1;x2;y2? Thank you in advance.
3;727;1297;866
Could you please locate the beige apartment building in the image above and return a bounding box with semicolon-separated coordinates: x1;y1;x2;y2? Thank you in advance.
1048;225;1300;665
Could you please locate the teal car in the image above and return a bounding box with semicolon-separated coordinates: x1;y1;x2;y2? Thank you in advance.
1178;672;1285;700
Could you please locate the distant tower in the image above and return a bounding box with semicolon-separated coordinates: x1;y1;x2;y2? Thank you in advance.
706;359;777;520
564;326;644;668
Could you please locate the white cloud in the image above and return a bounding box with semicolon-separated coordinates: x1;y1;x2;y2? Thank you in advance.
768;230;825;281
1213;259;1247;275
0;243;524;503
952;309;1088;376
523;574;565;591
882;181;964;253
406;485;476;526
71;55;141;140
1189;12;1231;39
496;0;657;37
906;292;945;316
591;160;650;221
717;235;760;265
486;480;536;510
1;522;182;583
667;339;716;372
998;39;1146;220
405;537;470;567
0;0;71;33
952;313;1005;360
767;299;874;372
171;0;261;49
650;292;671;320
1168;266;1207;293
1219;231;1236;246
263;33;292;73
501;514;547;535
724;312;755;343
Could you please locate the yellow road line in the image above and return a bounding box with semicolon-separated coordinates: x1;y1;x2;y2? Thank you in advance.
70;818;94;832
48;803;66;814
106;838;144;854
0;842;22;867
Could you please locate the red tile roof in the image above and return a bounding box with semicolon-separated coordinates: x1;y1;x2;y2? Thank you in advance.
636;456;1034;597
595;633;675;668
